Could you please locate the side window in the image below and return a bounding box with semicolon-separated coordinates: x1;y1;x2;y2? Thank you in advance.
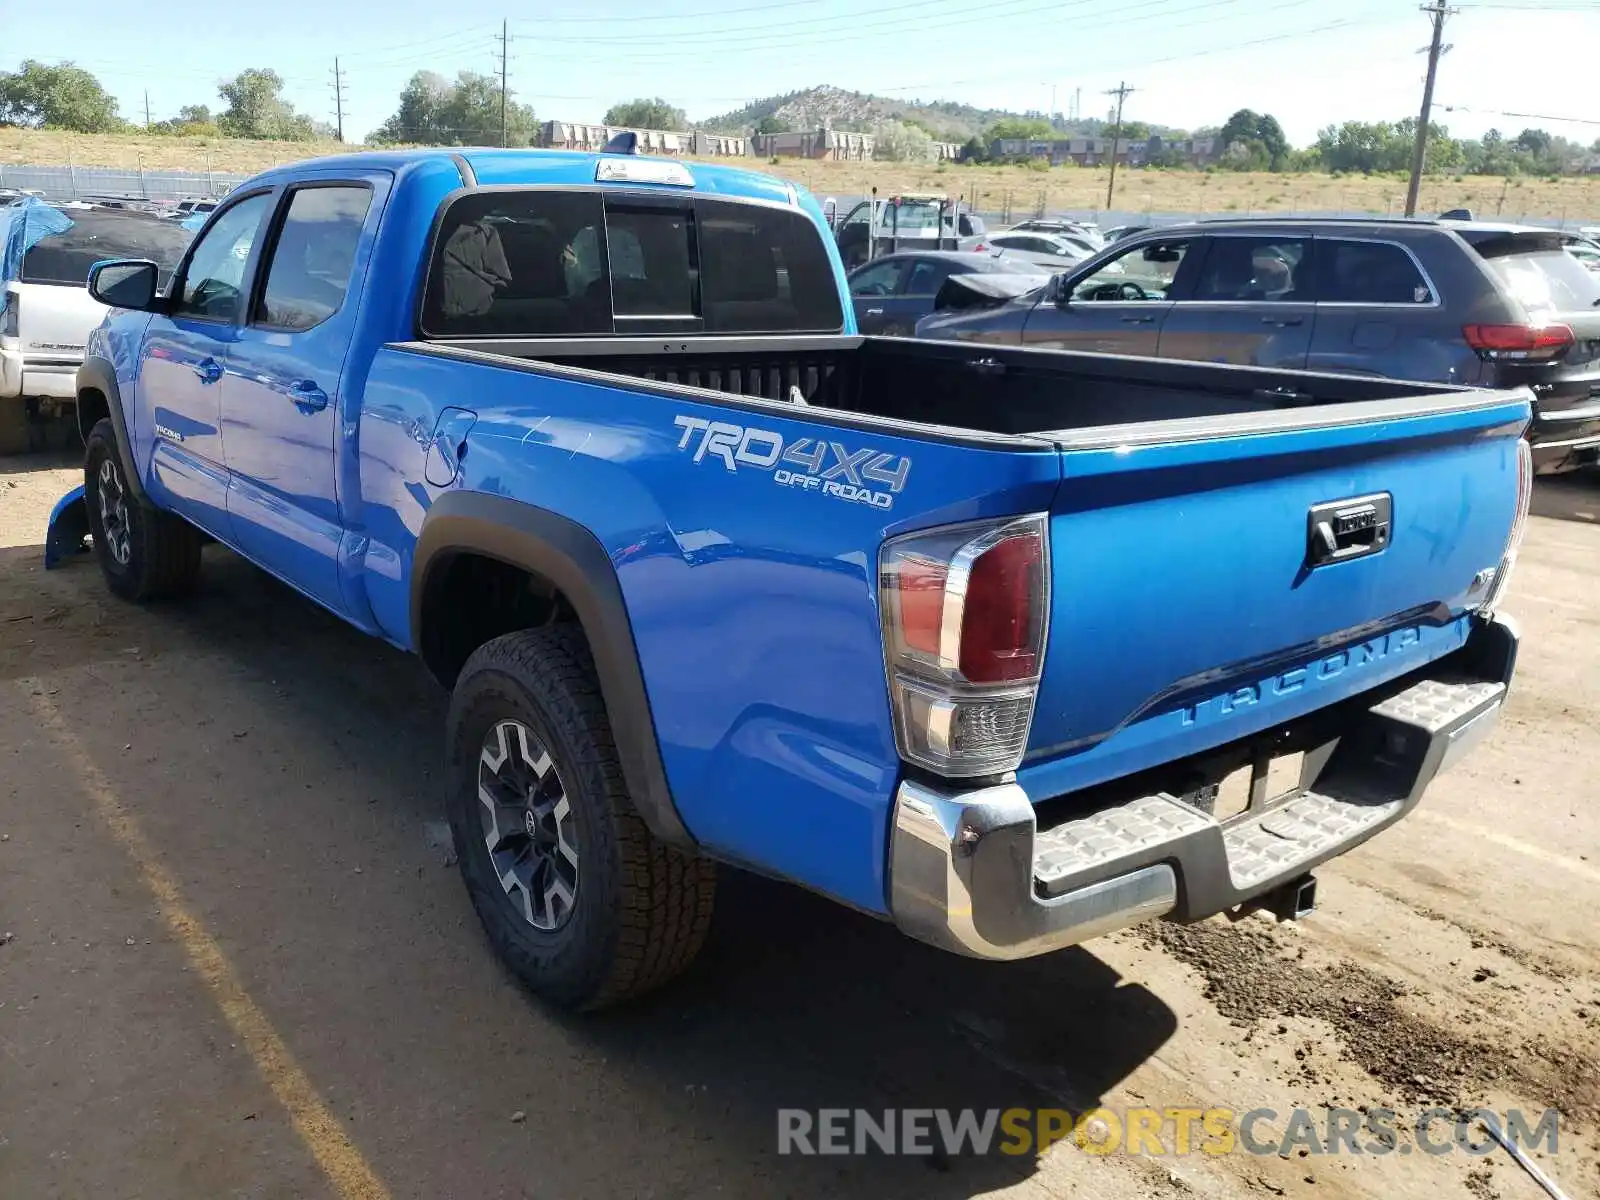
903;259;951;296
850;260;906;297
256;185;373;332
1194;237;1309;302
841;203;872;230
173;193;273;322
1316;240;1433;305
1071;239;1191;302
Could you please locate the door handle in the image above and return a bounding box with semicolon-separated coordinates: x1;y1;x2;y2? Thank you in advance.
289;380;329;413
192;357;223;384
1119;315;1156;324
865;307;884;315
1261;316;1304;327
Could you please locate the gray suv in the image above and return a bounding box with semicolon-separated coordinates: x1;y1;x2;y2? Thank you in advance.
917;217;1600;473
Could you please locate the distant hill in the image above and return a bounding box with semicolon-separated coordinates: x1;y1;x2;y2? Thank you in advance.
698;85;1119;141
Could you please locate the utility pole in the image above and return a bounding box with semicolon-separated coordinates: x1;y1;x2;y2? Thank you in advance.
330;58;349;143
1104;81;1136;210
1404;0;1456;217
496;19;510;147
143;90;151;129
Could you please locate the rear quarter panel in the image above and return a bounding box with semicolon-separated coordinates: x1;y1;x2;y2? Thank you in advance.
358;348;1062;912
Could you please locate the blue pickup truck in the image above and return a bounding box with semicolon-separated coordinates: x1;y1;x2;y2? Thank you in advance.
56;147;1531;1009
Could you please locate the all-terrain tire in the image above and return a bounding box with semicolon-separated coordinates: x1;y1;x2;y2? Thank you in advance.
446;626;715;1010
84;417;203;602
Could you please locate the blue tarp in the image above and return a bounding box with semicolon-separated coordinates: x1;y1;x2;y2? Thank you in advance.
1;197;76;283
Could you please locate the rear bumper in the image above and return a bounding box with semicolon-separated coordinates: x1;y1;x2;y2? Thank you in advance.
0;349;81;401
1529;398;1600;474
888;613;1518;960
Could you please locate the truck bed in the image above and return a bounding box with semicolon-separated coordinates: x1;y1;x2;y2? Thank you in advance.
410;334;1464;439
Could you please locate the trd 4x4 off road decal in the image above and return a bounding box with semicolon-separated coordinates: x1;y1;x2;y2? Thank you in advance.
673;415;911;511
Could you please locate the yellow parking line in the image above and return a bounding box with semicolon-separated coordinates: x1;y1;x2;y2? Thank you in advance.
26;687;391;1200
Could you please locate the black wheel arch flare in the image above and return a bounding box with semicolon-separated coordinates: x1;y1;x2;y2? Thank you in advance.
412;491;695;850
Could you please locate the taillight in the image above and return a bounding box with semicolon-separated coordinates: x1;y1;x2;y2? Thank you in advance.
1;291;17;339
1482;437;1532;613
880;515;1048;777
1462;323;1574;361
971;242;988;252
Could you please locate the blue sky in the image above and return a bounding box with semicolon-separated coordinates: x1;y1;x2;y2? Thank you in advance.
9;0;1600;147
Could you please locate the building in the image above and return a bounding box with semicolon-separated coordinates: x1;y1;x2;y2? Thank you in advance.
536;121;748;158
983;134;1220;167
751;128;875;161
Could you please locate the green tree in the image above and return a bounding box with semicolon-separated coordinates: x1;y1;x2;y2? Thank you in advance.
603;98;687;129
1514;127;1552;156
871;119;933;163
985;117;1055;141
753;114;791;135
0;60;124;131
1118;120;1151;142
371;70;536;146
1217;109;1289;169
151;104;219;137
217;69;321;140
960;135;989;163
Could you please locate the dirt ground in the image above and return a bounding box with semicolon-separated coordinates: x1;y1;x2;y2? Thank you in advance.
1;445;1597;1200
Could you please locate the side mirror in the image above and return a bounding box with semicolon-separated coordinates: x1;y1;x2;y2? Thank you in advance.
88;260;161;311
1044;273;1070;306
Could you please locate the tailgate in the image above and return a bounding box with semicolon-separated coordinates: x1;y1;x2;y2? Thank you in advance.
16;281;103;362
1021;389;1531;799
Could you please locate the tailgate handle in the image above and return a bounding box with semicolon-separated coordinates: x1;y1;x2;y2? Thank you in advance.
1306;493;1392;567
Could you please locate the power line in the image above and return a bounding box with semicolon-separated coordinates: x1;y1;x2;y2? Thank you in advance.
1440;102;1600;126
1104;81;1136;208
1405;0;1457;217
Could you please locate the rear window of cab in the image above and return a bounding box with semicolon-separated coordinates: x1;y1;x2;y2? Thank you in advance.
420;189;844;338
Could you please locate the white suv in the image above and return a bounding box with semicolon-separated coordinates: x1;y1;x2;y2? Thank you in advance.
1;203;191;451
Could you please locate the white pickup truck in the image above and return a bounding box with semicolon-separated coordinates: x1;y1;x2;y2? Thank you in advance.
1;200;191;451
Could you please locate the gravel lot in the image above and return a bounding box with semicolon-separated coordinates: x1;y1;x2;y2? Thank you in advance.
1;447;1597;1200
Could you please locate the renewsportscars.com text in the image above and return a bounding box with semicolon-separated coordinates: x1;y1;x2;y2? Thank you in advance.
776;1106;1561;1158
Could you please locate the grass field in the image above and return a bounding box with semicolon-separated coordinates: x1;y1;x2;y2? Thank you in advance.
7;128;1600;221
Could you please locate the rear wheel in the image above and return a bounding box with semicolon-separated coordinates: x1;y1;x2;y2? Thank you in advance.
84;418;203;602
446;627;715;1010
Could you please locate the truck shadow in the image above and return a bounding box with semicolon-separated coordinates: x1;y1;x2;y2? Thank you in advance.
4;542;1179;1197
1531;473;1600;524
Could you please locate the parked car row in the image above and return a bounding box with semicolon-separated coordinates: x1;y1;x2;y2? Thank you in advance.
914;217;1600;474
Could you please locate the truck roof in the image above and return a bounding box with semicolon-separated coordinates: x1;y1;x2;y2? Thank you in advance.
241;148;800;208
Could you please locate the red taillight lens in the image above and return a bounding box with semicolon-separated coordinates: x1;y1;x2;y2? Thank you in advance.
1462;323;1574;360
893;554;948;658
880;515;1049;777
959;529;1044;683
971;242;988;252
